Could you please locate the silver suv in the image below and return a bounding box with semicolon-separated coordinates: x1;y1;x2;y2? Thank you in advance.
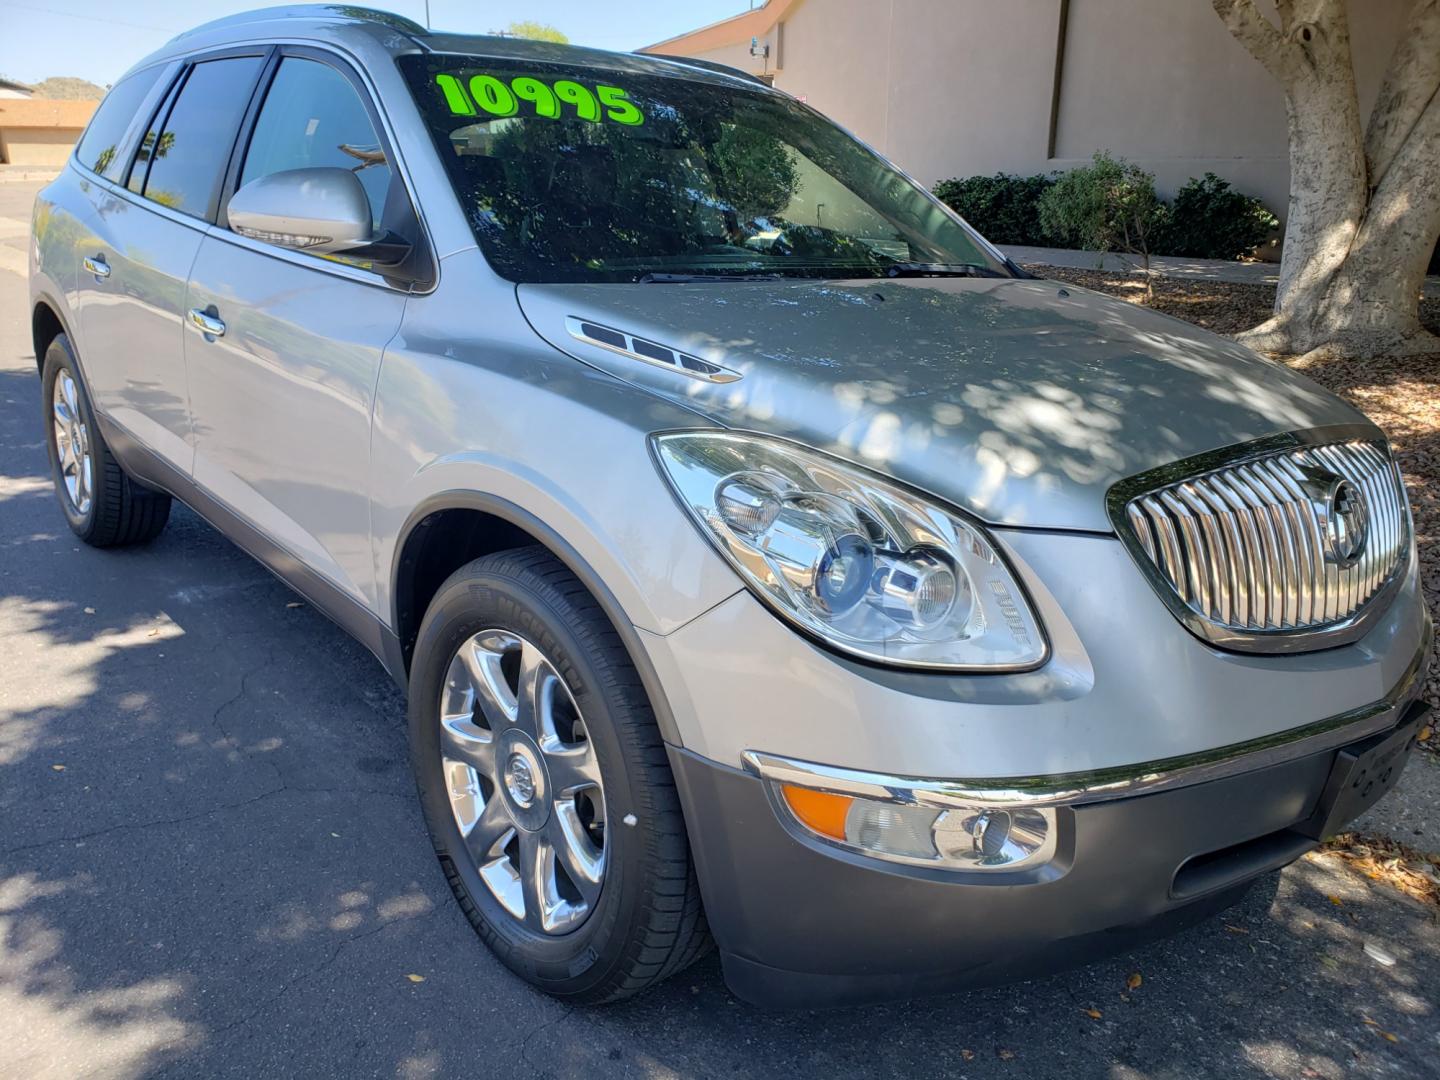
29;6;1432;1007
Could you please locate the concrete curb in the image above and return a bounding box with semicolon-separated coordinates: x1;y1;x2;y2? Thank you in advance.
0;169;59;183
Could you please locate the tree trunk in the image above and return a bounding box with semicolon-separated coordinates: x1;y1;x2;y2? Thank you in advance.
1213;0;1440;359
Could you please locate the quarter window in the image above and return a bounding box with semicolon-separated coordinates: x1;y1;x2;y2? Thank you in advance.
135;56;264;219
74;65;165;181
239;57;393;231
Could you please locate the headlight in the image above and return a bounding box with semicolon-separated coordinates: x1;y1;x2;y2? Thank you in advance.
652;431;1047;670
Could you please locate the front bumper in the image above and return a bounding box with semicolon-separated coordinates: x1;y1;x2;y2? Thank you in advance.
672;695;1429;1008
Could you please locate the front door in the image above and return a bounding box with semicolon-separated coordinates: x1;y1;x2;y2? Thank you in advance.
183;52;412;610
73;55;265;476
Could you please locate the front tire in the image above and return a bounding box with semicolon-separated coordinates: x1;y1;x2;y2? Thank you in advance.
41;333;170;547
407;546;710;1002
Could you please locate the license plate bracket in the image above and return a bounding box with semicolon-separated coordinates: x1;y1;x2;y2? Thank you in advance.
1296;702;1428;841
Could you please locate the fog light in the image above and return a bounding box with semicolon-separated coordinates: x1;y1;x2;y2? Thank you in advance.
974;811;1010;857
934;807;1053;868
776;780;1056;871
846;801;939;860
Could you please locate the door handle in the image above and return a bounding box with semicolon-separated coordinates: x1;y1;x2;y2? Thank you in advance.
83;255;110;279
187;307;226;339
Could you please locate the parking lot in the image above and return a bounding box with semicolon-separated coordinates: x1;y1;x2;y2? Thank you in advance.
1;176;1437;1079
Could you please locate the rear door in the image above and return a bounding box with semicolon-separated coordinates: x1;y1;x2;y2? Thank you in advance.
182;49;420;611
72;52;267;477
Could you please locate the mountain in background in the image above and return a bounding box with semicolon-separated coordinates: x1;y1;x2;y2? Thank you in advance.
30;76;106;100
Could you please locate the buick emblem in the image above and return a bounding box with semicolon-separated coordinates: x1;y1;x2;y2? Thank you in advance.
1325;477;1369;567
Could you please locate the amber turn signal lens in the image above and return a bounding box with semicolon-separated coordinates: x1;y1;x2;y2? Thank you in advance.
781;784;853;840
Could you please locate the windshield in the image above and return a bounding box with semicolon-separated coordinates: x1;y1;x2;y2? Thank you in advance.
398;55;1010;284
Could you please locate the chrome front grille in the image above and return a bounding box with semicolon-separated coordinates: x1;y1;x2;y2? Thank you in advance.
1114;437;1410;650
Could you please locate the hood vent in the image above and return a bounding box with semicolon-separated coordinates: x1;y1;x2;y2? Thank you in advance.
565;317;741;384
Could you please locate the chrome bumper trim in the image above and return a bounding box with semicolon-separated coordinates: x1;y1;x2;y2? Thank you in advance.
743;621;1431;809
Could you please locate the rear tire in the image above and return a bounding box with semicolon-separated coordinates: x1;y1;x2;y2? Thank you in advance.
41;333;170;547
407;545;710;1003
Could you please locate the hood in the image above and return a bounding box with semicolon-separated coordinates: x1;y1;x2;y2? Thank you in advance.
516;276;1372;532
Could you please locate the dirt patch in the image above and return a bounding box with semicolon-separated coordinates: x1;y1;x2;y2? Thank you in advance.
1026;265;1440;734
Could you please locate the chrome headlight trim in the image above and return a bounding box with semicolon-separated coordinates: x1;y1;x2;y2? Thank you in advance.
651;430;1050;672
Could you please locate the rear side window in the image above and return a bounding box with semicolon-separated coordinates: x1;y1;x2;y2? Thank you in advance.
74;66;165;180
239;56;393;231
135;56;264;219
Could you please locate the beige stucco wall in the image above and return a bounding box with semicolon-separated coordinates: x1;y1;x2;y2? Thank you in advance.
0;127;81;166
669;0;1412;225
1052;0;1409;218
683;40;770;77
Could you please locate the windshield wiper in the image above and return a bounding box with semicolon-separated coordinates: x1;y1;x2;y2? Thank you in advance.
638;271;786;284
880;262;1008;279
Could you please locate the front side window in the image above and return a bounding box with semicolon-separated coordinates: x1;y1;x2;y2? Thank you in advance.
74;65;165;181
239;56;393;231
135;56;264;218
398;55;1007;284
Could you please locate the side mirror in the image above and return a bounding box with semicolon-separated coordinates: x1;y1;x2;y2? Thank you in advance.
227;167;375;255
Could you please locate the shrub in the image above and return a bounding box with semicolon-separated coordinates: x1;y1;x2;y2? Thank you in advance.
931;172;1055;246
1161;173;1279;260
1038;152;1169;296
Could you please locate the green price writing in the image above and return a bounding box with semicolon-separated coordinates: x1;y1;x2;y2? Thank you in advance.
435;74;644;126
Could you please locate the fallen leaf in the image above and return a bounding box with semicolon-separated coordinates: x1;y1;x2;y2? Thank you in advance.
405;973;425;983
1419;726;1432;742
997;1049;1014;1060
1224;924;1249;935
960;1050;975;1062
1126;972;1143;991
51;764;65;771
1328;895;1344;906
1377;1029;1399;1043
1325;832;1440;909
1362;1017;1380;1027
1320;956;1340;969
1082;1007;1103;1020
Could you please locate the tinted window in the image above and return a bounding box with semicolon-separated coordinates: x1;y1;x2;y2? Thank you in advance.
138;56;264;219
240;57;393;231
398;55;1007;284
74;66;165;180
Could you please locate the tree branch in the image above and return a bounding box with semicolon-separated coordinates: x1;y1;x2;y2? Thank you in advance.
1211;0;1302;82
1365;0;1440;190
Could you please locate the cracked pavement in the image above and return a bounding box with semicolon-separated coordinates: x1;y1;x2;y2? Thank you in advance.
2;179;1439;1079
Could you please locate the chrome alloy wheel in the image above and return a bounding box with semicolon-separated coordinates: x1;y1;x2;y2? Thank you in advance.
52;370;93;516
439;629;606;934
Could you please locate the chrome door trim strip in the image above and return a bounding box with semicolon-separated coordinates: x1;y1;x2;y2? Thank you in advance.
743;625;1431;809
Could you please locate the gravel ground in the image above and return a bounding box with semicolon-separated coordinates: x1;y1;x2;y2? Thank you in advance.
1026;265;1440;735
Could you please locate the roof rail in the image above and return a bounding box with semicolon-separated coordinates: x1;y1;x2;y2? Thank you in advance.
173;5;426;41
644;53;771;87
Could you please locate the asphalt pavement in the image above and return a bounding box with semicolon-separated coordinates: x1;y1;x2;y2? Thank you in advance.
2;177;1438;1079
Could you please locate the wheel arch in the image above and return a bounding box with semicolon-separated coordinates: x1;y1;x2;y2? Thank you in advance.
390;490;682;744
31;296;71;376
